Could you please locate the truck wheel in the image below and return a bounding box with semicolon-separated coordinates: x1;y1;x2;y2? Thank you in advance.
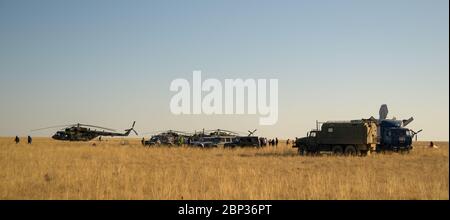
298;148;307;156
344;145;357;156
360;150;371;156
399;149;409;154
298;148;303;155
297;146;307;156
332;146;343;156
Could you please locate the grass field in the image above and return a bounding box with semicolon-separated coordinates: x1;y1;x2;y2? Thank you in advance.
0;137;447;200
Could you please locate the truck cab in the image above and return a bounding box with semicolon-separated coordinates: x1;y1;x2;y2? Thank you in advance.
378;120;413;151
294;130;319;155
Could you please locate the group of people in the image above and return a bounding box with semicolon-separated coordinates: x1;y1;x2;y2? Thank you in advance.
260;138;295;147
14;136;32;144
269;138;279;146
259;137;279;147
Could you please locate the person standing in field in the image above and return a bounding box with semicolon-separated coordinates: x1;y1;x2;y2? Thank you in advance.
179;136;185;146
275;138;279;147
141;137;145;146
27;136;32;144
286;139;290;145
14;136;20;144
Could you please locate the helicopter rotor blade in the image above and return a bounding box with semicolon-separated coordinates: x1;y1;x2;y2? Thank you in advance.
205;129;240;135
220;129;238;134
247;129;257;136
30;125;72;132
140;131;163;136
76;124;116;132
125;128;139;136
414;129;423;134
166;130;193;136
402;117;414;127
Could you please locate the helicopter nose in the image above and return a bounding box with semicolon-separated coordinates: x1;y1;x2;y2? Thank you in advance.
52;134;60;140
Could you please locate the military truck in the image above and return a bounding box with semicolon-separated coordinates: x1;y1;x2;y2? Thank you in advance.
224;136;260;148
293;119;378;156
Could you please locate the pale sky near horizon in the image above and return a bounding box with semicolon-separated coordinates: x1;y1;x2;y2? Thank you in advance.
0;0;448;140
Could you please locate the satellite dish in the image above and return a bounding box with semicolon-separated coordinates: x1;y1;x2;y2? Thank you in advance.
379;104;388;120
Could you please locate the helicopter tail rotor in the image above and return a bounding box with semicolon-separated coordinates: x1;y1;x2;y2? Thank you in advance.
411;129;423;141
125;121;138;136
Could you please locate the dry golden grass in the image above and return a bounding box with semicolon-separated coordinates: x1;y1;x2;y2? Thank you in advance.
0;137;447;200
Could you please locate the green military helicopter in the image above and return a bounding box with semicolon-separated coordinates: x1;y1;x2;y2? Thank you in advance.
31;121;138;141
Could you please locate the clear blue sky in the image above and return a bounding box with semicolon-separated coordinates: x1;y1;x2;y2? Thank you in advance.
0;0;448;140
